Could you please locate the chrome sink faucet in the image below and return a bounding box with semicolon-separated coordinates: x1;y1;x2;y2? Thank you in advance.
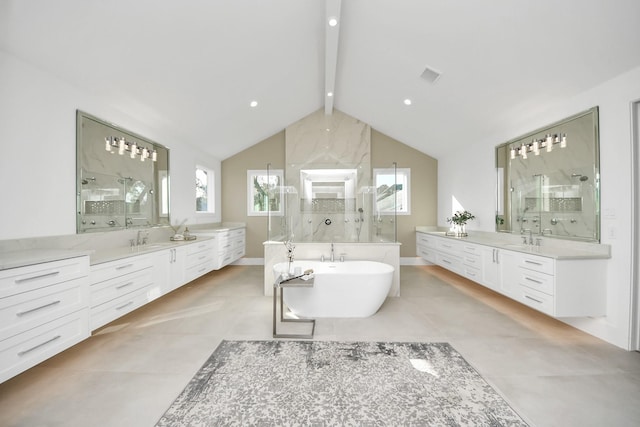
330;242;335;262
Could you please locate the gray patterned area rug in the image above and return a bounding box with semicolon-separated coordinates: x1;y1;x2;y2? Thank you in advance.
156;340;528;426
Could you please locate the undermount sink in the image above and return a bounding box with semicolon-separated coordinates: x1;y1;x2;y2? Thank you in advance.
136;242;176;251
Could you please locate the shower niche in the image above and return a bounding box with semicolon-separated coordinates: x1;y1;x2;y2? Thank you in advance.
76;111;170;233
495;107;600;242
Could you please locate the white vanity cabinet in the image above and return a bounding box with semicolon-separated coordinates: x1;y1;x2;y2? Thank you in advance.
151;246;186;295
416;232;437;263
415;231;607;318
434;238;464;275
0;255;90;383
89;254;156;331
214;228;245;269
193;227;246;270
185;240;215;282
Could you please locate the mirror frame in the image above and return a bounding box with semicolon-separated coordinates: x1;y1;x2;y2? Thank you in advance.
76;110;170;233
495;107;600;242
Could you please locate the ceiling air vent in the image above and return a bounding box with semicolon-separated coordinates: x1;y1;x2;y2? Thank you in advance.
420;65;442;84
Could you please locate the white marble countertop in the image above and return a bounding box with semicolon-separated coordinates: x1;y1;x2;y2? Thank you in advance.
0;248;92;271
415;226;610;260
89;236;216;265
190;223;245;234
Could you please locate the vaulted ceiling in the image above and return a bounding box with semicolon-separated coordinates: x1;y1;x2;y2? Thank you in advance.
2;0;639;159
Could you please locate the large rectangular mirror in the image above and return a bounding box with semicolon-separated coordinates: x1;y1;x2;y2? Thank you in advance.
76;111;170;233
495;107;600;242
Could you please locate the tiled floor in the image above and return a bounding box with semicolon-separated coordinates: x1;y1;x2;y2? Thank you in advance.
1;265;639;426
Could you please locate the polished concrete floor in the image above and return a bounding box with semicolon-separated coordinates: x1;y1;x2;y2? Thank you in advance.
1;265;639;427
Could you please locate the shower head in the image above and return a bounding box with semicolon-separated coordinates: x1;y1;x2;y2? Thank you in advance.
358;208;364;213
571;174;588;182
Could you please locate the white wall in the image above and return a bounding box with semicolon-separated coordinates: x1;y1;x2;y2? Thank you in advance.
438;66;640;350
0;51;221;241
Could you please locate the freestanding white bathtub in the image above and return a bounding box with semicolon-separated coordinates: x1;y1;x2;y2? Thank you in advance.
273;260;394;318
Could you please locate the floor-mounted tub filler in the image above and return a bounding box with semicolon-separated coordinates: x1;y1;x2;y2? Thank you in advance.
273;260;394;318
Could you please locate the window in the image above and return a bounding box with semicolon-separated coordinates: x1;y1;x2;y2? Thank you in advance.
247;169;283;216
374;168;411;215
196;166;215;213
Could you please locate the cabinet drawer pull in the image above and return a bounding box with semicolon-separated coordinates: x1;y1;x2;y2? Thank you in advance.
467;271;477;277
442;244;452;248
116;281;134;290
15;271;60;284
18;335;62;356
198;255;206;260
442;259;452;264
198;267;207;273
524;260;543;266
116;263;134;270
16;300;62;317
115;301;134;311
223;244;231;249
525;295;543;304
525;277;543;285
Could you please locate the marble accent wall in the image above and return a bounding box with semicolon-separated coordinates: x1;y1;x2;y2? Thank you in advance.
285;109;373;242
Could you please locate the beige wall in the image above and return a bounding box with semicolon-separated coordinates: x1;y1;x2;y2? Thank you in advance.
221;131;285;258
371;130;438;257
221;128;438;259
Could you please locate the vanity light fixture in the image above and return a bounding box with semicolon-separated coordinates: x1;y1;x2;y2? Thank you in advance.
510;133;568;160
104;136;157;162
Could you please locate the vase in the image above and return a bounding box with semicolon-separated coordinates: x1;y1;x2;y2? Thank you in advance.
456;224;467;237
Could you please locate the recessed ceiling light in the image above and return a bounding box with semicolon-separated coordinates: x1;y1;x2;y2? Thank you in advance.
327;92;333;97
249;100;258;108
403;99;412;106
328;17;338;27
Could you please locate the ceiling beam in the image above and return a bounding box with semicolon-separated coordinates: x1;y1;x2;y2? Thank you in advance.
324;0;342;115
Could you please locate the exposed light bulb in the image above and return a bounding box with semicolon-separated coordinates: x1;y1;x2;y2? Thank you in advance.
521;143;527;159
105;137;112;152
533;140;540;155
546;135;553;152
118;137;126;155
141;147;148;162
130;142;137;159
151;150;157;162
561;134;567;148
510;148;516;160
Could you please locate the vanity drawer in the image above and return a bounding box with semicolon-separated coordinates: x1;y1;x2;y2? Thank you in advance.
186;251;214;269
517;286;554;316
462;243;481;255
0;309;89;384
186;241;212;256
0;256;89;299
436;253;463;274
185;260;215;283
463;252;481;268
90;285;153;331
232;247;245;259
518;253;554;275
0;277;88;340
436;239;462;255
90;268;153;307
463;265;481;282
90;255;152;285
416;233;436;249
417;245;436;263
518;268;554;295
